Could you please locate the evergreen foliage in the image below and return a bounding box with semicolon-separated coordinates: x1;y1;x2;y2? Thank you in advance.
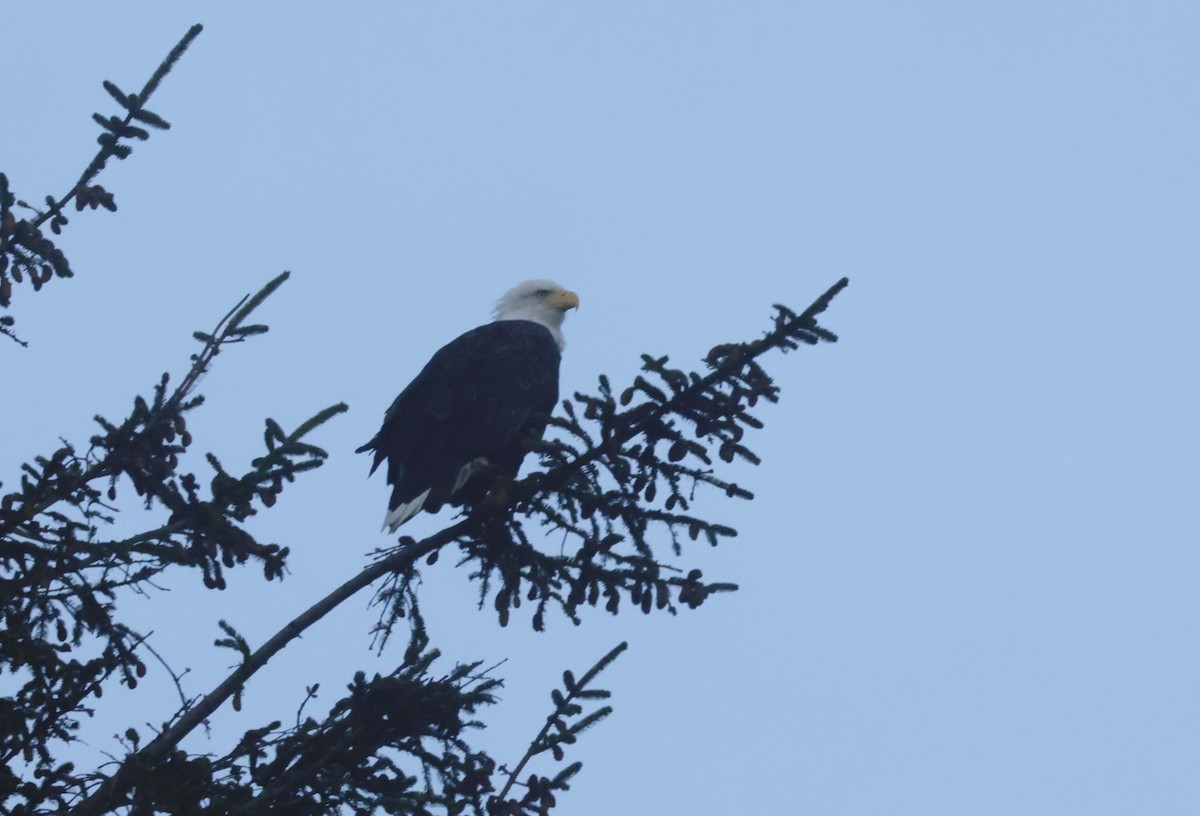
0;25;848;815
0;24;203;347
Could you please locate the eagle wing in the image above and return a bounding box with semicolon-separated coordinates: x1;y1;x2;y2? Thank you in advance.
358;320;560;530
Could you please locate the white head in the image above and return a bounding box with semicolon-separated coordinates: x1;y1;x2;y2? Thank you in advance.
492;279;580;350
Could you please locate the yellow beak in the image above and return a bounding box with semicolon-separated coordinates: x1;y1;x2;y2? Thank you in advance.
555;290;581;311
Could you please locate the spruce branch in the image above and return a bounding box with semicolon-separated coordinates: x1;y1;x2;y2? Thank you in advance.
220;655;503;816
0;271;300;543
494;642;627;813
0;273;344;795
0;24;202;342
68;522;472;816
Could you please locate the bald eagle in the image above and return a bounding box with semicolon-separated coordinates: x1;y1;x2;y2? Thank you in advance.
358;280;580;532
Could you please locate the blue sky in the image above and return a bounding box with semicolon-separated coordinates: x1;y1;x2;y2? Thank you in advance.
3;4;1198;814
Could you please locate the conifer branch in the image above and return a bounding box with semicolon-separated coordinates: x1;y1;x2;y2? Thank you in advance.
69;524;469;816
0;273;345;804
0;24;202;342
494;642;627;812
